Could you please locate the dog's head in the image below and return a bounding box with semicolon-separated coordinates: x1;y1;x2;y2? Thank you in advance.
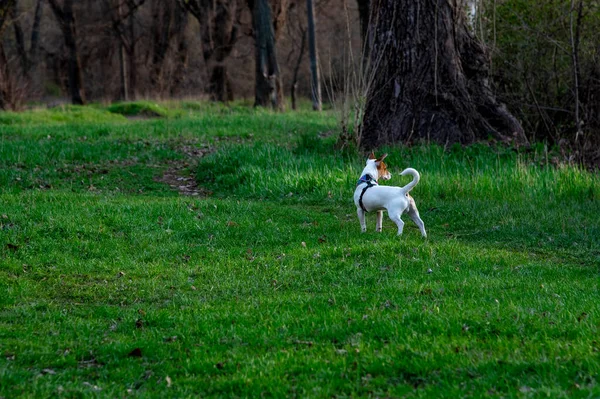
368;152;391;181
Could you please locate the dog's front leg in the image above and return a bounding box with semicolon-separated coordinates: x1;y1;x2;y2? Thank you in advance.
376;211;383;232
357;208;367;232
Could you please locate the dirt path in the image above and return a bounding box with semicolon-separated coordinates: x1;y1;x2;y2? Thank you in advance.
155;142;212;196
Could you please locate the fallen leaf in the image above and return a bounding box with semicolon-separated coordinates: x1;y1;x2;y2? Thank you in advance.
301;242;307;248
166;376;172;387
226;221;238;227
42;368;56;375
318;236;327;243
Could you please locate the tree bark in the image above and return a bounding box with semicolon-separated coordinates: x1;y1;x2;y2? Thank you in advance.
47;0;86;105
361;0;524;149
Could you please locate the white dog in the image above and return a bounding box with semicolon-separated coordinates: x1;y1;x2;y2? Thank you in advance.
353;153;426;237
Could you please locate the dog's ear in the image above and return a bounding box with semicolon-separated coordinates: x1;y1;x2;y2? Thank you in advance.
368;152;376;160
375;153;388;163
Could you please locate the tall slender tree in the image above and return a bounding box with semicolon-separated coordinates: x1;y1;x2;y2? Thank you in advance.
361;0;524;149
306;0;321;111
105;0;145;100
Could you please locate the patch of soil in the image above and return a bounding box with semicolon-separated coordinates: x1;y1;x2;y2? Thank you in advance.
155;141;213;196
155;162;211;196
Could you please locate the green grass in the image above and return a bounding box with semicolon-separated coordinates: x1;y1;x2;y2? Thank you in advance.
0;103;599;398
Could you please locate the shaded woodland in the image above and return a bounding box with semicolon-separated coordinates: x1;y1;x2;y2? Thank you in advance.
0;0;599;164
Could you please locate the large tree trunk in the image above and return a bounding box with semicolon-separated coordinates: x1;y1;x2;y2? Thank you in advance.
250;0;285;110
48;0;86;105
361;0;524;149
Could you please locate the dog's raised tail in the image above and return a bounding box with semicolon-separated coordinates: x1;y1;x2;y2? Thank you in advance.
399;168;420;193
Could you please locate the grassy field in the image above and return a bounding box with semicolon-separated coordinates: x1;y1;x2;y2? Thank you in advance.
1;102;599;398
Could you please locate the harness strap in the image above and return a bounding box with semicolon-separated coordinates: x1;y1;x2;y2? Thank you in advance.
357;174;377;212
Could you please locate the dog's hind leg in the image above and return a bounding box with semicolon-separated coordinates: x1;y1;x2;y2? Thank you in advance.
389;213;405;236
357;208;367;232
407;198;427;237
376;211;383;232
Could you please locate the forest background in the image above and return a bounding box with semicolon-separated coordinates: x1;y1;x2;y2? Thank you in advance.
0;0;599;164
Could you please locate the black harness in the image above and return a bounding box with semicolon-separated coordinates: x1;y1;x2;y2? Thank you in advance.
357;174;377;212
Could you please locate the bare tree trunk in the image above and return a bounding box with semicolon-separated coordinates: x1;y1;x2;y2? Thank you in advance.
10;0;43;78
250;0;285;110
569;0;583;142
117;0;128;100
11;3;28;73
0;42;12;110
291;30;306;110
306;0;321;111
170;2;188;96
0;0;16;109
180;0;240;102
28;0;43;74
126;1;137;99
356;0;369;46
361;0;524;149
150;0;173;92
47;0;86;105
